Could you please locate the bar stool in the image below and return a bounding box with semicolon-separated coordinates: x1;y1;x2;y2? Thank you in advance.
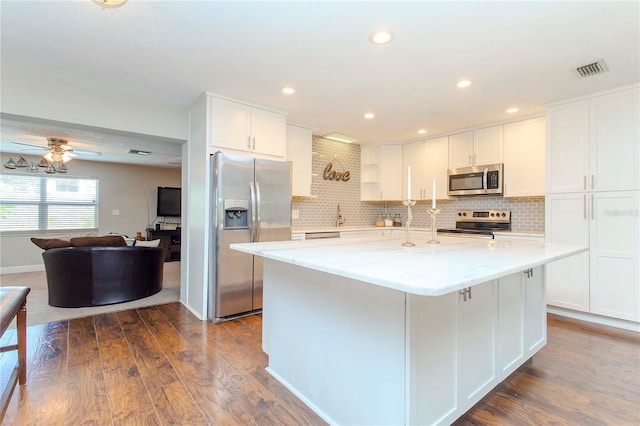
0;286;30;421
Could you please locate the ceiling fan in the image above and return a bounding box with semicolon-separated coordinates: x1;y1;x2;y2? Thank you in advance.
8;137;102;174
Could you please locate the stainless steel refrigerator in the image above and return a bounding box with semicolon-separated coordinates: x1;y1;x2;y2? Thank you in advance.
208;152;291;322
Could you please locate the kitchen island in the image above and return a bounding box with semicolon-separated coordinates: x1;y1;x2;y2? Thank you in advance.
231;234;587;425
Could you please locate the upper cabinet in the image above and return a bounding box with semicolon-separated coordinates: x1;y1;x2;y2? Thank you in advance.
286;124;313;197
503;117;546;197
448;126;503;169
546;86;639;194
211;96;287;158
360;144;403;201
402;137;449;201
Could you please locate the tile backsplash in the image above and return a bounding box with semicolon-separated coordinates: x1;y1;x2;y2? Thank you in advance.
292;136;545;233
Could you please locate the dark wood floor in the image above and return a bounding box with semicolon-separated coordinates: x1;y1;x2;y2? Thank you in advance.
1;303;638;425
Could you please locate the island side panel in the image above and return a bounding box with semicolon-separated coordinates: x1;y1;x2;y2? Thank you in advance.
262;260;407;426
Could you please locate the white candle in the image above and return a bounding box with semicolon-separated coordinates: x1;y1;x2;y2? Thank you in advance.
407;166;412;200
432;178;436;208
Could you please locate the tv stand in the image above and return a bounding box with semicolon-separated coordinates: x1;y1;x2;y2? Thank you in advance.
147;229;181;262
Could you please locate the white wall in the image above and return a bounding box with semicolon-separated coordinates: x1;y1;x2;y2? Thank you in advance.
1;71;188;140
0;153;181;273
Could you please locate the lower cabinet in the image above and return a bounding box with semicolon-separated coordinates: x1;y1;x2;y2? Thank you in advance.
408;267;545;425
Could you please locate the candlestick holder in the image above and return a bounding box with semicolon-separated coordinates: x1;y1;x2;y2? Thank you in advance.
402;199;416;247
427;207;441;244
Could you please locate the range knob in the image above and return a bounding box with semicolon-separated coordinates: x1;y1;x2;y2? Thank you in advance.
458;212;462;216
501;212;506;217
490;212;495;217
462;212;467;216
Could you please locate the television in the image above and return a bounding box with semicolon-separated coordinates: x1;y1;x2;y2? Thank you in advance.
156;187;181;217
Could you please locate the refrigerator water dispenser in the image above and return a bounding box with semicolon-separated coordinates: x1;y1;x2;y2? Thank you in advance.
223;199;249;229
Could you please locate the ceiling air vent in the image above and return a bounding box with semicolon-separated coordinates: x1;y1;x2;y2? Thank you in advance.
128;149;151;156
576;59;608;78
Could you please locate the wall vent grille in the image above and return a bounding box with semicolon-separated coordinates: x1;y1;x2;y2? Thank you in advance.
576;60;608;78
128;149;151;156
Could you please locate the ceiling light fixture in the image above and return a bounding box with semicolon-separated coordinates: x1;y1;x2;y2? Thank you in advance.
506;107;519;113
322;132;358;144
369;30;395;45
281;86;296;95
364;113;375;119
456;80;472;88
417;129;427;135
92;0;128;9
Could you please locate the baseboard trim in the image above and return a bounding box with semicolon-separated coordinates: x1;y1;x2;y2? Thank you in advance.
547;306;640;332
0;264;45;275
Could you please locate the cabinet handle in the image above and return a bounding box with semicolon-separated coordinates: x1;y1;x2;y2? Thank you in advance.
469;154;473;165
459;287;472;302
583;195;587;220
247;136;251;149
583;175;587;191
591;174;595;190
252;136;256;150
591;194;595;220
524;268;533;278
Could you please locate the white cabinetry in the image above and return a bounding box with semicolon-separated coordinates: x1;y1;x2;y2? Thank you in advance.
286;124;313;197
503;117;546;197
547;87;639;194
590;191;639;321
402;141;427;200
408;267;545;425
448;126;503;169
360;144;403;201
545;86;640;325
211;96;287;157
402;137;450;201
379;145;403;200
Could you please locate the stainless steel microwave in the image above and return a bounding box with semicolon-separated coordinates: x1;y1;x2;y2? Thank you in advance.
447;163;504;196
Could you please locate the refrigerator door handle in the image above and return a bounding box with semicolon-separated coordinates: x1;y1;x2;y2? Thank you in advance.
255;181;262;242
250;181;257;242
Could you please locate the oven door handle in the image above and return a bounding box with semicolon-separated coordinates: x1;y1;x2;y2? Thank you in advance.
482;167;488;193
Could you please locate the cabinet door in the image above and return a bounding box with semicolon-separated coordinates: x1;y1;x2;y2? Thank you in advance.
546;100;589;194
402;141;426;199
590;191;639;321
524;266;546;355
458;281;496;407
497;273;524;376
211;97;252;150
286;124;313;197
424;137;450;201
590;88;639;191
545;193;590;311
503;117;546;197
378;145;403;200
474;125;504;166
251;107;287;157
448;131;474;169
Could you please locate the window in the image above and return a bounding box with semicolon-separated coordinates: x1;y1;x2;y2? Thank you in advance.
0;173;98;233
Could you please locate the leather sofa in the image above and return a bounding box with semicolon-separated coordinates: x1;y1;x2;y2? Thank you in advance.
42;246;165;308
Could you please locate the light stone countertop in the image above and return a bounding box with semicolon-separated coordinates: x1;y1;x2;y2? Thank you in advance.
231;234;584;296
293;227;544;238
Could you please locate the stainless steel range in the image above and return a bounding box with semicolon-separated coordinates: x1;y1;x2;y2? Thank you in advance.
438;210;511;239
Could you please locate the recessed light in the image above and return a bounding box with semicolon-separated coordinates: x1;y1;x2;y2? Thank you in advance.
364;113;375;119
506;107;519;113
456;80;472;88
417;129;427;135
369;30;395;45
281;86;296;95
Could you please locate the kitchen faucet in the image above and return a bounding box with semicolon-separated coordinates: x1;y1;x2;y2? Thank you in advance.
336;204;345;227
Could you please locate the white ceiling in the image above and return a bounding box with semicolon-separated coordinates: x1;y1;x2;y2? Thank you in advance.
1;1;638;166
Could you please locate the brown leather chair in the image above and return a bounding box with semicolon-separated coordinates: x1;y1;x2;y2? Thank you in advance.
43;246;164;307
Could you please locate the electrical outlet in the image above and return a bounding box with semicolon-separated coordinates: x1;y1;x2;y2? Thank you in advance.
112;209;120;216
292;209;299;219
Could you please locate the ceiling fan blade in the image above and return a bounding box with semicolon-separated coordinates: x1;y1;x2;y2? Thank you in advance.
74;149;102;156
11;141;46;149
